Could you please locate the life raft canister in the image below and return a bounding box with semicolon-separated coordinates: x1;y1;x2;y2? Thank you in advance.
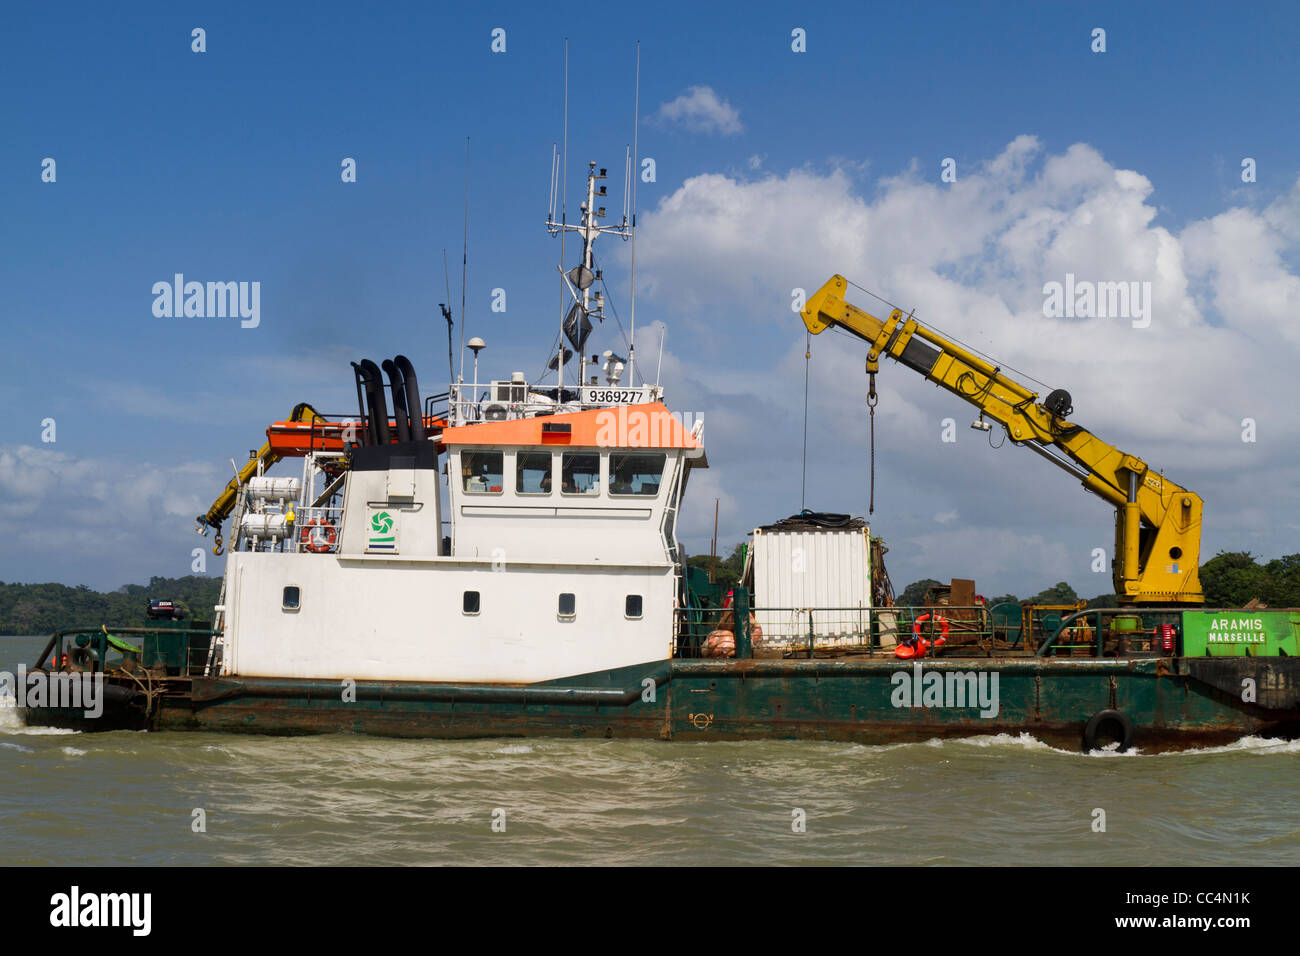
301;519;338;553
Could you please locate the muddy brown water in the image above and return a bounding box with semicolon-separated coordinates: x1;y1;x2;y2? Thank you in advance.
2;635;1296;865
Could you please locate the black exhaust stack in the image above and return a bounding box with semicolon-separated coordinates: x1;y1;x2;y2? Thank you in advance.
351;362;376;445
382;359;412;443
358;359;391;445
394;355;425;441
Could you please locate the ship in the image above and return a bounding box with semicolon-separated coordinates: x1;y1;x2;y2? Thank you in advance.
20;144;1300;754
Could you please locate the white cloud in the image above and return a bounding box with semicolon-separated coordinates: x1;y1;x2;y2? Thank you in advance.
0;445;225;589
648;86;742;136
626;140;1300;596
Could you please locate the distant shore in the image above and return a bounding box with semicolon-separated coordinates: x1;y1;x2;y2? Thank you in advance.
0;576;220;636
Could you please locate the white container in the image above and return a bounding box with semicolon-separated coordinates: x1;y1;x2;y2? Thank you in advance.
748;527;872;646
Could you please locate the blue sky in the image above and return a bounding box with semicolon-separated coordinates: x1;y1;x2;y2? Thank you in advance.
2;1;1298;596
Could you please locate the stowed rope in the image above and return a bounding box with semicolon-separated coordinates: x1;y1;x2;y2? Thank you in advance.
122;666;158;722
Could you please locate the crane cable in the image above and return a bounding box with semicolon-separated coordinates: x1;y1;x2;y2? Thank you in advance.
800;330;810;511
867;369;877;515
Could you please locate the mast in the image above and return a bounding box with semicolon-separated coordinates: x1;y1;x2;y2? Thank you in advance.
545;48;636;399
547;161;632;393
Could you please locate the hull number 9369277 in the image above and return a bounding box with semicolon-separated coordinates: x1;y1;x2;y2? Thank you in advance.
583;388;644;404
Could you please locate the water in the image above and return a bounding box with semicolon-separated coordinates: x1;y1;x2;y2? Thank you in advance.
3;635;1297;865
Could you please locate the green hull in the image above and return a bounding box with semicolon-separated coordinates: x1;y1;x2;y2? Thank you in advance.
25;656;1300;753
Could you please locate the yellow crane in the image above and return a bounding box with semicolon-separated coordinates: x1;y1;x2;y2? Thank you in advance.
195;402;325;553
800;275;1203;605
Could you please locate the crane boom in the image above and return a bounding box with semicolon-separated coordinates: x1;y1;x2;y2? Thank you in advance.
801;275;1203;605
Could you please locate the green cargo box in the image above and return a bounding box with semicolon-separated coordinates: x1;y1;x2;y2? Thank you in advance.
1182;610;1300;657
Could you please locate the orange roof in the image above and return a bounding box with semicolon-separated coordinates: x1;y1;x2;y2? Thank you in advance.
441;402;700;450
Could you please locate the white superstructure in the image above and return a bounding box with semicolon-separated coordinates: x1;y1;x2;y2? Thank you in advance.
209;162;707;685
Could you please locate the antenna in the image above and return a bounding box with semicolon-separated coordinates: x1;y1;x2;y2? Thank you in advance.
543;41;636;395
629;41;640;386
440;249;454;386
547;144;560;227
655;325;665;388
558;38;569;390
457;137;470;385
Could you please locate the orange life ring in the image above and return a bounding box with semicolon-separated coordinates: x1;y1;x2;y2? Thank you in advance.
894;613;949;659
301;518;338;553
912;613;950;642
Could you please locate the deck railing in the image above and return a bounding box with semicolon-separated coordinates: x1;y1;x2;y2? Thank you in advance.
675;600;1001;658
33;625;221;676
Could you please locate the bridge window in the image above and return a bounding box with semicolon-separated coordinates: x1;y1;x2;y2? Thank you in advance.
462;451;503;494
560;453;599;496
609;453;666;496
463;590;480;615
558;592;576;619
625;594;643;619
516;451;553;495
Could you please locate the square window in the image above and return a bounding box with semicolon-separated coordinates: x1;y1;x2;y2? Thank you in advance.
560;453;600;496
558;592;576;618
516;451;553;495
463;590;481;615
625;594;643;619
282;586;300;610
462;451;504;494
609;453;666;496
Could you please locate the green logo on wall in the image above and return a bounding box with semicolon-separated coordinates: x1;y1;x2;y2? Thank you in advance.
367;509;397;552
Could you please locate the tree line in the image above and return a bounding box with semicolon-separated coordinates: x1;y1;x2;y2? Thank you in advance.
0;576;222;636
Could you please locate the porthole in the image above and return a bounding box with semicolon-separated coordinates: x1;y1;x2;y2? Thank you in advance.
558;592;576;619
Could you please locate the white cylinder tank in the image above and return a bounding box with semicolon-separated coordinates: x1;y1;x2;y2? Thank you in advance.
240;512;291;538
247;476;301;501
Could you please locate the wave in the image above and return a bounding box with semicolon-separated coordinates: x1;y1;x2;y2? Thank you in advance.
853;731;1299;759
0;692;80;735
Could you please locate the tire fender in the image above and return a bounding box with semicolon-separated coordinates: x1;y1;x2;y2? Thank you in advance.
1083;708;1134;753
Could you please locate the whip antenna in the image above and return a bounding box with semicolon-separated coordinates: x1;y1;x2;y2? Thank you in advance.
457;138;470;386
629;41;640;386
440;249;454;386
